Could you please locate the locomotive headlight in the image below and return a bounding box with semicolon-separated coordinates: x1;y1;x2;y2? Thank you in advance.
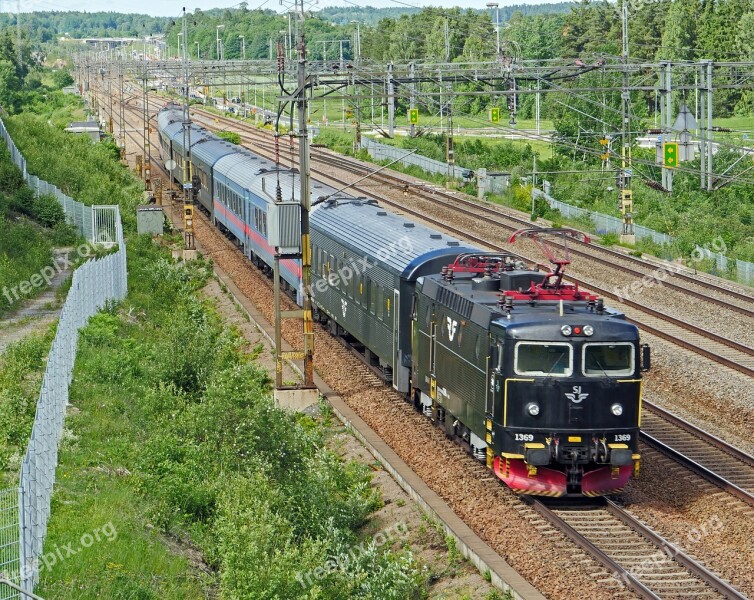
611;403;623;416
583;325;594;336
560;325;572;336
526;402;540;416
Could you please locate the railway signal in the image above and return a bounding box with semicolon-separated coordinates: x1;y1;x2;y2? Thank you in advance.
663;142;678;168
408;108;419;125
489;107;500;123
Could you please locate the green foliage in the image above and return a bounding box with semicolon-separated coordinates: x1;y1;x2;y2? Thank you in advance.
0;215;55;314
6;110;141;232
31;193;65;228
216;131;241;145
0;327;55;484
46;235;426;598
50;69;74;89
0;12;170;42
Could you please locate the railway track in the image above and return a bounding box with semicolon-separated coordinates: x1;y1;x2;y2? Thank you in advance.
103;89;754;599
189;109;754;311
642;401;754;507
528;497;746;600
182;110;754;377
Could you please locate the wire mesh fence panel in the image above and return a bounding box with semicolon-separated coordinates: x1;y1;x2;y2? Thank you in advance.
92;206;119;247
361;138;461;178
17;215;127;593
0;489;20;600
532;188;753;285
0;117;129;595
738;260;754;285
0;117;97;244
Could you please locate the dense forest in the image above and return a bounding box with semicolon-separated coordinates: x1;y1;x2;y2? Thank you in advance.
0;12;169;42
5;0;754;67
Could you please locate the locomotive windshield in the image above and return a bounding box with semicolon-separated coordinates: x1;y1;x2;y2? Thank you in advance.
514;342;573;377
582;342;634;376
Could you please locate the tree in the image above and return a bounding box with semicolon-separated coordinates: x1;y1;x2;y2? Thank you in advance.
52;69;74;89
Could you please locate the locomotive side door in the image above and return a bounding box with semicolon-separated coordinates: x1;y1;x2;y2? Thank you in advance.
488;338;503;416
485;337;504;467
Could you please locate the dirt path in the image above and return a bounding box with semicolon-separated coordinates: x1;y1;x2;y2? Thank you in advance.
0;249;72;355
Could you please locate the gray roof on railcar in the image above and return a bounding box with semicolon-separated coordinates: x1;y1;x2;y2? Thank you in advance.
162;121;183;143
156;107;180;132
173;125;214;154
215;146;282;184
214;152;269;185
311;199;474;277
191;138;238;168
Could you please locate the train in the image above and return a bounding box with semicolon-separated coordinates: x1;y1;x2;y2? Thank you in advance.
157;104;649;497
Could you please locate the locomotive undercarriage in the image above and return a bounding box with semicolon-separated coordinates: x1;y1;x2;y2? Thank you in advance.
498;436;637;496
411;388;636;497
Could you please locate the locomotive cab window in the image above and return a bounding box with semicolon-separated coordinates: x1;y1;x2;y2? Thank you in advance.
582;342;634;376
514;342;573;377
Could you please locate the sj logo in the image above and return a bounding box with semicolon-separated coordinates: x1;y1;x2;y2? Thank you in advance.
565;385;589;403
446;317;458;341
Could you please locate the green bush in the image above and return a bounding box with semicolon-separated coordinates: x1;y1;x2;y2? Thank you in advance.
61;236;427;597
0;216;54;314
0;327;55;484
6;111;141;232
32;193;65;228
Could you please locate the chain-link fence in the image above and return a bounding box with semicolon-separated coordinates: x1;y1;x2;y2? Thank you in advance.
0;117;128;599
0;117;111;244
532;187;754;286
18;224;127;594
361;138;467;179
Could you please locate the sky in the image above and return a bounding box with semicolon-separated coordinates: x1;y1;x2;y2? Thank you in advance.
23;0;550;18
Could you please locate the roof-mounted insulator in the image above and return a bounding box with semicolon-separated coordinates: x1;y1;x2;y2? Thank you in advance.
441;266;448;280
447;269;454;282
596;298;604;314
504;295;513;319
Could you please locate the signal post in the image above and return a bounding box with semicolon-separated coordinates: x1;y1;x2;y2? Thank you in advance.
273;1;318;412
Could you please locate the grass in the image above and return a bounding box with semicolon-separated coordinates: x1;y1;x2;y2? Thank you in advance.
34;236;428;599
0;327;56;487
38;466;210;599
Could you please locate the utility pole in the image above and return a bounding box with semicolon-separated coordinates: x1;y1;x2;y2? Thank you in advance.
619;4;634;244
409;62;416;138
444;19;450;62
446;82;454;184
273;0;317;408
659;61;673;193
118;54;125;160
700;62;707;190
142;38;151;190
16;0;22;71
705;59;713;191
534;77;541;135
181;7;195;253
387;62;395;137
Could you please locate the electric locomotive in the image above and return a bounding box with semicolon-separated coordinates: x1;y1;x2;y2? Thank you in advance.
411;229;649;496
156;104;650;497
